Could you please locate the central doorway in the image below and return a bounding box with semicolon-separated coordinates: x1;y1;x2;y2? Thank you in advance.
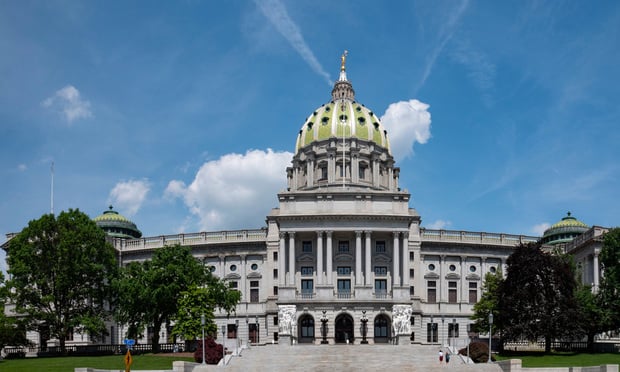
298;314;315;343
374;314;391;343
335;313;354;343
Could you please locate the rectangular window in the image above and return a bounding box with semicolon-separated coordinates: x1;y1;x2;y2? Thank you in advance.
250;280;259;287
448;323;459;338
250;288;259;303
273;316;278;326
273;286;278;296
427;281;436;304
374;279;387;292
469;282;478;304
448;281;457;304
320;166;328;180
302;241;312;253
273;269;278;279
301;279;313;295
338;241;349;253
409;286;415;296
427;323;438;343
229;281;238;289
337;279;351;293
374;266;387;276
337;266;351;275
301;266;314;276
227;324;237;339
410;251;415;261
359;164;366;179
409;269;415;278
274;332;278;342
273;251;278;261
375;241;386;253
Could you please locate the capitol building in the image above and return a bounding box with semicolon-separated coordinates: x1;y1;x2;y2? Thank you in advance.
5;57;610;350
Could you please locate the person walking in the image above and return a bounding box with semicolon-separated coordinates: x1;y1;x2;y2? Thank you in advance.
446;350;451;364
438;349;444;363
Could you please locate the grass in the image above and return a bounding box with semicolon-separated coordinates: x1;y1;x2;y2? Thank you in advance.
0;354;195;372
495;351;620;368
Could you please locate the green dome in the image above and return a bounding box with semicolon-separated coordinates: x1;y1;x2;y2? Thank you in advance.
541;212;589;245
294;53;391;155
94;206;142;239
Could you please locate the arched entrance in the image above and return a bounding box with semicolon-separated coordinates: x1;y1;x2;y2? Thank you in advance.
298;315;315;343
335;313;354;343
374;314;391;343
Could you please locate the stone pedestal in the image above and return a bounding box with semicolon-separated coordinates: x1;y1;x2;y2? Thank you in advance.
279;334;293;346
394;334;410;346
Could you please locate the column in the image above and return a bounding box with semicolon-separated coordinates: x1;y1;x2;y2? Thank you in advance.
439;255;445;303
402;232;409;286
593;252;600;291
365;231;372;286
460;256;467;302
317;231;324;285
393;232;400;287
326;231;333;285
355;231;363;286
279;233;286;286
288;232;296;286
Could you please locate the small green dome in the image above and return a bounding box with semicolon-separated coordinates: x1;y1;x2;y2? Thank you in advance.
94;206;142;239
541;212;589;245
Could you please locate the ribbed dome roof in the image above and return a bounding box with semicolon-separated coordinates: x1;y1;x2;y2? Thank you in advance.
541;212;588;245
94;206;142;239
294;51;390;155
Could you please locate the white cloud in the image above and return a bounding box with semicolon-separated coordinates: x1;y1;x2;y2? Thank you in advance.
254;0;332;85
42;85;92;123
166;149;293;230
108;179;150;216
380;99;432;161
425;219;452;230
531;223;550;236
17;164;27;172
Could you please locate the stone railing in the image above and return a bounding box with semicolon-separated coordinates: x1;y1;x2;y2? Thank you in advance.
421;229;538;246
564;226;609;253
114;229;268;251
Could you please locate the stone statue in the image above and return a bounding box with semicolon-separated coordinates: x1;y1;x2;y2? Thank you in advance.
392;304;412;335
278;305;297;335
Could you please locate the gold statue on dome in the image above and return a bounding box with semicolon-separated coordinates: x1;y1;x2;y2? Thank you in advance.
341;50;348;71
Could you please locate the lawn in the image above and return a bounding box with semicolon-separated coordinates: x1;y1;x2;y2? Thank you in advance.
495;351;620;368
0;354;195;372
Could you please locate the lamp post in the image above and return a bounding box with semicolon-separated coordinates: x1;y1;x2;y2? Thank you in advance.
235;320;239;356
441;315;445;348
430;315;435;344
255;315;259;345
361;311;368;344
200;313;206;365
221;325;226;366
321;311;329;344
245;317;250;349
488;313;493;363
452;318;456;351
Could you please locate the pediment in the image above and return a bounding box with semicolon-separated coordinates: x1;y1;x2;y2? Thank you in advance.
466;273;481;281
247;272;262;279
225;273;241;280
424;272;439;279
445;273;461;280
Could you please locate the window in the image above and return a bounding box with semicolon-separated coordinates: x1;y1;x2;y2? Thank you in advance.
250;281;259;287
490;266;497;273
300;317;314;338
227;324;238;339
251;263;258;271
448;323;459;338
273;251;278;261
469;265;476;272
229;281;238;289
209;266;216;273
302;241;312;253
274;332;278;341
375;279;387;293
338;241;349;253
273;316;278;326
301;267;314;276
359;164;367;179
469;282;477;304
427;323;438;343
229;264;237;272
250;288;259;303
410;251;415;261
273;286;278;296
448;281;457;304
273;269;278;279
337;266;351;275
337;279;351;293
409;286;415;296
375;241;386;253
374;266;387;276
320;166;328;180
427;281;436;304
301;279;313;294
428;264;435;271
409;269;415;278
449;264;456;271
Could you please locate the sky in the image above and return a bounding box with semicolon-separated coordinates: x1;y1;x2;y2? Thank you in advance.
2;0;620;274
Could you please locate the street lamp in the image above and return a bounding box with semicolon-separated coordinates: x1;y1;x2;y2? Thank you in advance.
255;316;259;345
441;315;445;348
452;318;456;350
430;315;435;344
221;325;226;366
360;311;368;344
488;313;494;363
321;311;328;344
200;313;206;365
235;320;239;356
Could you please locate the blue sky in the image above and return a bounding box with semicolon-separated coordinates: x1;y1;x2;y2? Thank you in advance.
2;1;620;273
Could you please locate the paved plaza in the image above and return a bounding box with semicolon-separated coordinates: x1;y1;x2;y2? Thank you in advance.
218;344;502;372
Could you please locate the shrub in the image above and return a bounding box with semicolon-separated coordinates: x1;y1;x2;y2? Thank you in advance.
459;341;494;363
193;337;224;365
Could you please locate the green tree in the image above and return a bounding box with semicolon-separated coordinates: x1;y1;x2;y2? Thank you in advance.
114;245;209;352
173;280;241;341
0;271;31;352
498;243;580;353
575;284;605;351
5;209;118;354
599;227;620;331
471;270;503;335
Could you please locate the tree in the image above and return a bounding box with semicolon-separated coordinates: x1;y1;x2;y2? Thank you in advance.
471;270;503;335
113;245;209;352
0;271;31;352
498;243;581;353
575;284;605;351
599;227;620;331
5;209;118;354
173;281;241;341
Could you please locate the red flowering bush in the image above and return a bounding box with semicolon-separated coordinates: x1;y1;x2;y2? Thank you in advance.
193;337;224;364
